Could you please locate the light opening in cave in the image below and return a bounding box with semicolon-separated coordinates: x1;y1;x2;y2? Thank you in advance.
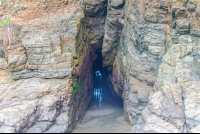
91;49;123;108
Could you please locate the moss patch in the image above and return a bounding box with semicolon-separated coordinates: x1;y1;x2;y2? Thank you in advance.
74;59;79;66
71;79;84;96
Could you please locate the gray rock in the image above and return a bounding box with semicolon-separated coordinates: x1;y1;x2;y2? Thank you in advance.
55;113;69;125
4;8;80;80
44;125;67;133
26;122;52;133
176;19;190;35
138;88;150;103
144;9;158;23
102;0;124;71
0;41;4;58
0;126;16;133
110;0;124;8
187;1;197;12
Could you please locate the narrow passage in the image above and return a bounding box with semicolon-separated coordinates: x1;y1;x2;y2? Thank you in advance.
72;70;132;133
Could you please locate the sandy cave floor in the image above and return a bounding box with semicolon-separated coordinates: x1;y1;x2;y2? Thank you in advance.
72;74;132;133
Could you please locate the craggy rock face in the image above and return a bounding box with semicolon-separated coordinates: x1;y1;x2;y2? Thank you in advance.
5;10;82;80
1;0;200;133
110;0;168;125
129;0;200;133
84;0;108;57
0;76;72;133
102;0;125;71
108;0;200;132
0;0;94;133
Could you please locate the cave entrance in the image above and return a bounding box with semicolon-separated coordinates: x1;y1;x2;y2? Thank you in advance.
91;49;122;109
72;50;132;133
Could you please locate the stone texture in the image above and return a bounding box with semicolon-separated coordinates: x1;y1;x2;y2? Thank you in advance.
102;0;124;71
0;41;4;58
0;58;13;85
2;0;200;133
132;1;200;132
3;5;83;80
0;1;93;133
0;126;16;133
110;0;167;125
84;0;107;58
105;0;200;133
26;122;52;133
0;76;72;133
55;113;69;125
187;1;197;12
176;19;190;35
44;125;67;133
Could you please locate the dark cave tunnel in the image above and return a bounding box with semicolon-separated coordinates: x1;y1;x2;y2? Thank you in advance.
90;49;123;109
71;49;127;133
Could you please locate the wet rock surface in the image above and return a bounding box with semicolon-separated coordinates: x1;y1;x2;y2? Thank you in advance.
72;73;132;133
72;100;132;133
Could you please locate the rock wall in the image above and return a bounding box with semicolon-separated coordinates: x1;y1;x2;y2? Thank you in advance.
105;0;200;132
84;0;107;56
102;0;125;71
106;1;200;133
0;0;94;133
132;0;200;133
2;0;200;133
4;11;79;80
110;0;168;125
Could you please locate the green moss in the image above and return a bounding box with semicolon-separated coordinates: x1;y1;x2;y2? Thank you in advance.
0;17;9;26
172;0;188;6
73;59;78;67
73;52;77;59
72;79;84;96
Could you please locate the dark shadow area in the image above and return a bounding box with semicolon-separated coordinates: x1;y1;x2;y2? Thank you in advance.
91;69;123;109
72;50;132;133
91;49;123;108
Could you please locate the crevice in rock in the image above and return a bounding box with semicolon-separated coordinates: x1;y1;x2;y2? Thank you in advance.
69;0;128;132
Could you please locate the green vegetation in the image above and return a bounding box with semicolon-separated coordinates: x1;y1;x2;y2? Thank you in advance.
73;52;79;66
2;0;7;3
73;52;77;59
0;17;9;26
72;79;84;96
74;59;78;66
173;0;188;6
